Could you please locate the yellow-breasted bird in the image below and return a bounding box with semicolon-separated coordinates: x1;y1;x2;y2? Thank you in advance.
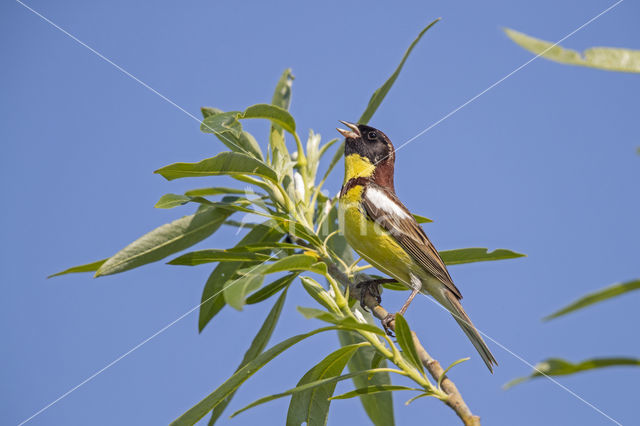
337;121;497;373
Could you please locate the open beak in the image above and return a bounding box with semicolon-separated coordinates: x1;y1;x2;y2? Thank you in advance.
336;120;360;139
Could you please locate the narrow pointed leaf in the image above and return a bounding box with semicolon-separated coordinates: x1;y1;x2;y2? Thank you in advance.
286;344;364;426
246;273;298;305
264;254;318;274
438;358;470;388
96;206;232;277
338;307;394;426
328;19;440;183
232;368;398;418
544;279;640;321
504;28;640;73
268;69;293;176
318;138;339;160
198;264;231;332
271;68;294;110
405;393;431;405
504;357;640;389
168;250;271;266
155;194;191;209
394;314;424;373
440;248;525;265
319;146;345;190
297;307;385;336
198;221;283;331
154;152;277;183
170;326;348;426
208;289;289;425
381;281;406;291
224;272;264;311
184;187;252;197
48;258;108;278
330;385;421;400
412;214;433;224
219;244;308;311
370;351;385;370
359;18;441;125
300;277;340;313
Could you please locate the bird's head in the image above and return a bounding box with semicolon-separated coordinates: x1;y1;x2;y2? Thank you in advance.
337;121;395;166
337;121;396;191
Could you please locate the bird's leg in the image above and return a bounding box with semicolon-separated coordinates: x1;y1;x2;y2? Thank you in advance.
381;287;420;336
355;278;396;312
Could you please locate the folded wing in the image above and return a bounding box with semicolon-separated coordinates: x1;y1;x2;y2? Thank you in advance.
361;184;462;299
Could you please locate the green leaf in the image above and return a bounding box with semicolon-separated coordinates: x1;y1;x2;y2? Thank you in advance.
330;385;421;400
319;145;345;191
297;307;385;336
370;351;385;370
95;206;232;277
317;138;339;160
337;309;394;426
154;151;278;183
300;277;341;314
200;110;263;159
264;254;319;274
198;221;284;331
504;28;640;74
224;272;264;311
220;250;312;311
200;111;243;138
440;248;526;265
359;19;441;125
240;104;296;134
48;258;108;278
286;344;364;426
232;368;399;418
184;187;251;197
394;314;424;374
208;289;288;425
381;281;406;291
404;393;431;405
198;265;229;332
154;194;192;209
246;273;298;305
201;106;222;119
167;249;272;266
412;214;433;224
271;68;294;110
438;358;469;389
170;326;349;426
504;357;640;389
327;20;440;184
543;279;640;321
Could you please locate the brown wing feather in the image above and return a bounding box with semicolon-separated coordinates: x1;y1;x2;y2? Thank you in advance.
361;184;462;299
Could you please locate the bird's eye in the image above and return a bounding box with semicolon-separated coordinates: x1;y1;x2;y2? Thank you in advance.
367;131;377;140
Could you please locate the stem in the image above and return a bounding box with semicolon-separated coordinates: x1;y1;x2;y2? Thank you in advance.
326;263;481;426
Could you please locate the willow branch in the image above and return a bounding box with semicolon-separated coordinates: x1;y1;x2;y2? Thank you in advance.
327;264;481;426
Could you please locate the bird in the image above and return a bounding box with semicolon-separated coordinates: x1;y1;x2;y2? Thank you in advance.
336;121;497;373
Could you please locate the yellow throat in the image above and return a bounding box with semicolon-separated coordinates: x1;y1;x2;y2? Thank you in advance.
344;153;375;183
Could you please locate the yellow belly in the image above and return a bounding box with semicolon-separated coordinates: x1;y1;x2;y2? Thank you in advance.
339;186;414;285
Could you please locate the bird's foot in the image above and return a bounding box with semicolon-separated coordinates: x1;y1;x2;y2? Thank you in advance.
355;279;383;312
381;313;396;336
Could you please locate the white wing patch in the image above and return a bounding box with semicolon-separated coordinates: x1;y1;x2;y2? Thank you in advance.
365;187;410;219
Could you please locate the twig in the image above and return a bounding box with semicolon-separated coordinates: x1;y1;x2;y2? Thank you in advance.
327;264;481;426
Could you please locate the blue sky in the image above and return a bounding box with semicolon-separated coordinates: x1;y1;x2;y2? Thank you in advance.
2;0;639;425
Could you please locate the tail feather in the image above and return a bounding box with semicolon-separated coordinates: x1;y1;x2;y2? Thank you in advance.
441;290;497;373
